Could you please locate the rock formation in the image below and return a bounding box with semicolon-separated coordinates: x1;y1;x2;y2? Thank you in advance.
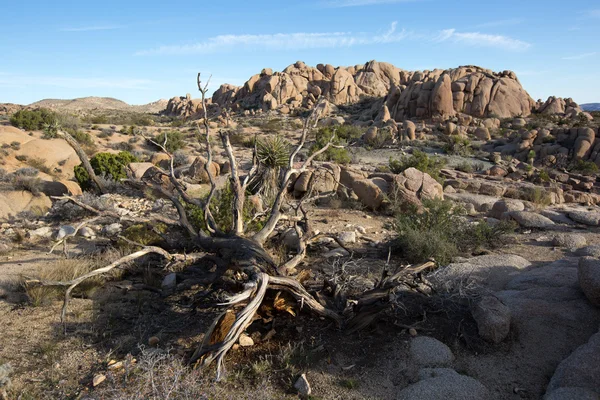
211;61;541;120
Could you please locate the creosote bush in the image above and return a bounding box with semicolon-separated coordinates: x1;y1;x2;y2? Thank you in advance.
24;258;105;306
443;136;472;156
74;151;138;190
389;149;447;183
309;125;362;165
569;159;599;175
394;198;515;265
151;130;186;153
10;108;57;131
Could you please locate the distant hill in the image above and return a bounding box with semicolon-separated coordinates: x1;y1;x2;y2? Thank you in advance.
581;103;600;112
28;96;168;114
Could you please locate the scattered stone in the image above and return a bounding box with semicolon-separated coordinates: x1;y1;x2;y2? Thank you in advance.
92;374;106;387
396;369;491;400
471;296;511;343
338;231;356;244
409;328;418;337
102;223;122;236
161;273;177;292
578;257;600;307
107;361;123;371
323;248;350;258
55;225;76;240
552;233;587;250
239;333;254;347
409;336;454;367
28;226;53;239
78;227;96;238
294;373;311;398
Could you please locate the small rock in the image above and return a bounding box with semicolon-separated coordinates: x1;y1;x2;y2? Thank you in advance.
92;374;106;387
552;233;587;250
55;225;76;240
568;211;600;226
161;273;177;291
239;333;254;347
338;231;356;244
409;328;418;336
509;211;555;229
576;245;600;258
294;373;312;397
102;223;122;236
471;296;511;343
78;227;96;238
107;361;123;371
356;226;367;235
409;336;455;367
323;248;350;258
148;336;160;347
28;226;53;239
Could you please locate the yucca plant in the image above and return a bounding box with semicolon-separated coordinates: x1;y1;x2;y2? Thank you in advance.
249;136;291;205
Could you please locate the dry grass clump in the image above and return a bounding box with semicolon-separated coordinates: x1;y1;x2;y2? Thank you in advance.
23;258;105;307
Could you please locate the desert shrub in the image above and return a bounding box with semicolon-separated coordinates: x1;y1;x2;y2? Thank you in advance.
389;150;446;183
15;155;28;162
24;258;105;306
569;159;599;175
260;118;284;134
526;187;553;208
11;175;42;195
9;141;20;150
309;126;356;165
538;169;550;182
98;128;114;138
229;132;256;148
118;223;168;249
74;151;138;190
26;158;52;175
172;151;189;167
110;141;134;152
69;129;94;146
151;130;185;152
455;161;474;173
394;198;514;265
187;183;265;234
443;136;472;156
10;108;57;131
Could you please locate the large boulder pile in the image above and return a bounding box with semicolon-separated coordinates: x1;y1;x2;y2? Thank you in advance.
211;61;539;120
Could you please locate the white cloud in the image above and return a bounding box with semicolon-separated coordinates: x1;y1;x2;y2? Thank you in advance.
0;75;154;90
137;23;529;55
588;9;600;18
561;52;597;60
323;0;419;7
136;22;410;55
59;25;121;32
473;18;524;28
436;29;531;51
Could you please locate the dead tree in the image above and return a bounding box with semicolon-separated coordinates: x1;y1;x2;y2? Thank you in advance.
33;74;431;380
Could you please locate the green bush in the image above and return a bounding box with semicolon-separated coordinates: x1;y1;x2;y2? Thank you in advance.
151;130;185;152
443;136;472;156
569;159;599;175
257;136;290;168
10;109;57;131
74;151;138;190
394;198;514;265
186;183;265;234
309;126;360;165
118;223;167;249
389;150;446;183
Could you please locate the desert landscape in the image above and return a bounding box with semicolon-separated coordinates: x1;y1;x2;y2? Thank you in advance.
1;2;600;399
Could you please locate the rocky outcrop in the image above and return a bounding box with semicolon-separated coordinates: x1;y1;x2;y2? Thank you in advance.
164;93;208;117
383;66;535;120
212;61;537;120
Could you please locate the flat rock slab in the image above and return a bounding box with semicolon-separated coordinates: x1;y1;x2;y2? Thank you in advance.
445;192;499;212
552;233;587;250
431;254;531;291
568;211;600;226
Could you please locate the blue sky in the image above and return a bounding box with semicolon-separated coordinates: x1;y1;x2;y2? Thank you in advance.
1;0;599;105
